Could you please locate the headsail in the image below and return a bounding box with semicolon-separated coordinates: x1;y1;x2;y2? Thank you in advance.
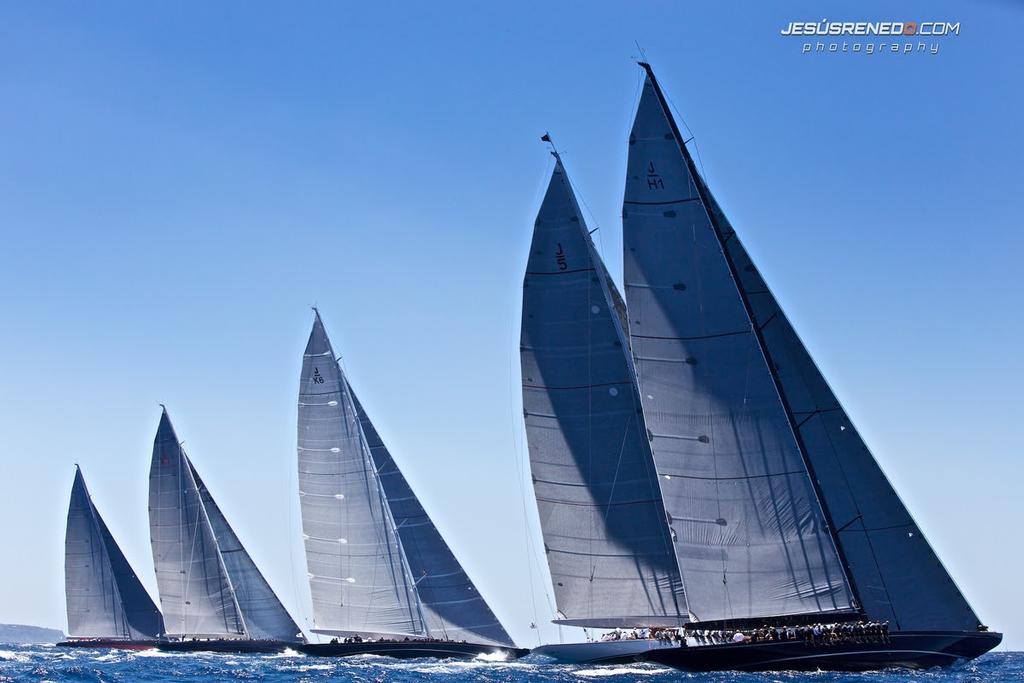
628;65;982;632
298;313;422;638
65;466;164;640
521;155;687;628
350;387;515;646
622;66;856;623
189;462;303;642
149;409;246;638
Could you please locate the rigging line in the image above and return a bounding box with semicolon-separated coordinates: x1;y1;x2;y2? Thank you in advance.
287;404;311;635
661;86;709;183
507;320;545;641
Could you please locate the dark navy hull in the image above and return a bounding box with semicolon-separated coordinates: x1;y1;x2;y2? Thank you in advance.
57;639;158;650
301;641;529;660
157;640;296;654
643;631;1002;672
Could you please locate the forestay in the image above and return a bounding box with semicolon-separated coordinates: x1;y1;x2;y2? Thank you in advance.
349;386;515;647
298;314;423;638
149;410;246;638
622;69;856;623
65;467;164;640
521;156;688;628
189;463;303;642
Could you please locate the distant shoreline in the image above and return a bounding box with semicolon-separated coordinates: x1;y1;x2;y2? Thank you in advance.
0;623;65;645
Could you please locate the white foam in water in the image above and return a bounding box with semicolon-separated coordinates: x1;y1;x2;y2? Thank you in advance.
574;666;660;677
475;651;509;662
132;648;177;658
0;650;30;663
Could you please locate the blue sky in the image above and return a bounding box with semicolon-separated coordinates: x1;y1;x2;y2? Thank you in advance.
1;0;1021;650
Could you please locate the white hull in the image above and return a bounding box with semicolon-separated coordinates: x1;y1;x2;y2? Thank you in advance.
532;639;675;663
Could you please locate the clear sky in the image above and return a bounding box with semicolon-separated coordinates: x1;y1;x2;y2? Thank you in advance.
1;0;1021;651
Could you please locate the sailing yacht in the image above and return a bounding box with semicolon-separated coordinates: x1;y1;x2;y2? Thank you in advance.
148;408;304;653
521;63;1000;670
296;311;526;659
58;466;164;650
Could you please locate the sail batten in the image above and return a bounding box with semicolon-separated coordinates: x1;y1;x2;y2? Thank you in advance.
65;467;165;640
623;67;857;623
521;156;688;627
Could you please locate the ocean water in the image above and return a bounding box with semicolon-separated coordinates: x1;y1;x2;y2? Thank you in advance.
0;646;1020;683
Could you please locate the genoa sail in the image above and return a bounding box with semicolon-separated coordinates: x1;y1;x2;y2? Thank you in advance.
628;62;980;632
520;155;687;628
298;313;423;638
65;466;164;640
350;386;515;647
189;462;303;642
622;67;857;624
149;409;245;638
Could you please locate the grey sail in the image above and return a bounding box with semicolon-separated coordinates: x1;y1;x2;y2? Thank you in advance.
149;409;246;638
521;155;687;628
349;386;515;646
65;466;164;640
188;462;303;642
622;68;856;623
298;313;422;638
629;66;981;632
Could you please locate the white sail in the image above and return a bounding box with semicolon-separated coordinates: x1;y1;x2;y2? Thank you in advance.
521;156;688;628
65;466;164;640
622;69;856;623
149;409;245;638
349;386;515;646
189;462;303;642
297;314;423;638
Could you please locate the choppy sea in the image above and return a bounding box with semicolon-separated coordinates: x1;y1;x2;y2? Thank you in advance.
0;646;1020;682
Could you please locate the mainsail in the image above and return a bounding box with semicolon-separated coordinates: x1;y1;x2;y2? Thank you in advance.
626;62;980;631
622;66;856;624
65;466;164;640
149;409;301;641
520;155;687;628
298;312;513;645
298;314;423;638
